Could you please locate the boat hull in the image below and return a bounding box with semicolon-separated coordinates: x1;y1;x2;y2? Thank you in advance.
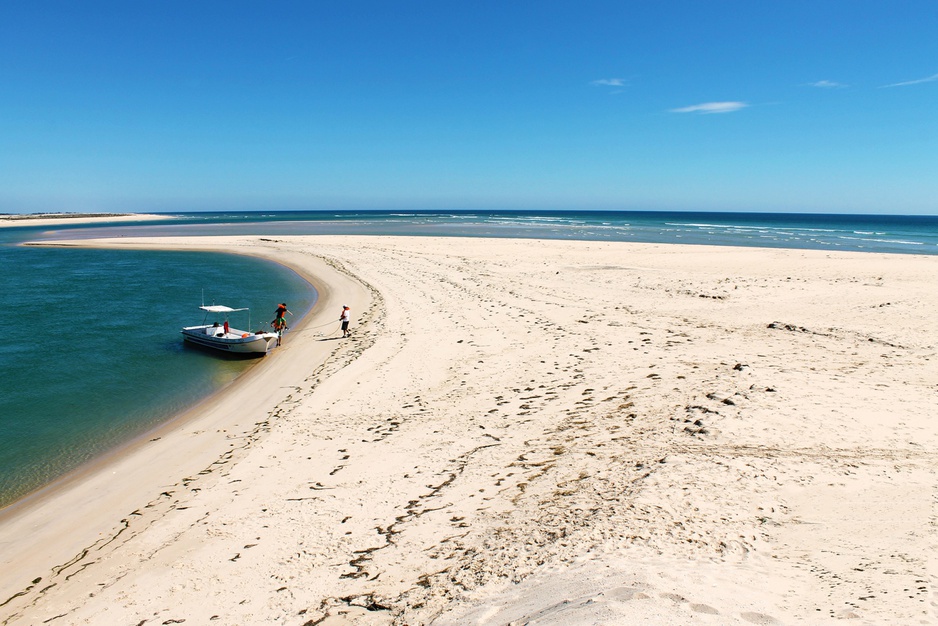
181;325;279;355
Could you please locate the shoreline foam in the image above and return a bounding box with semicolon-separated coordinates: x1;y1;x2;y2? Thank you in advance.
2;235;936;625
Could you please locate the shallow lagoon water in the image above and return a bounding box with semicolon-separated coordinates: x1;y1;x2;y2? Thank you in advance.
0;226;315;507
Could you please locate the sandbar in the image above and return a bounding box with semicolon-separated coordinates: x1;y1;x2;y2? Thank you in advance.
1;235;936;625
0;213;170;228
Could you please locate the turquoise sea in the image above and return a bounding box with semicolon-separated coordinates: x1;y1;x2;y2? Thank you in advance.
62;209;938;255
1;210;936;509
0;223;316;508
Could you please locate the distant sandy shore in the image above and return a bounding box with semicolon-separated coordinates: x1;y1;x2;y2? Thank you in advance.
1;235;936;625
0;212;169;228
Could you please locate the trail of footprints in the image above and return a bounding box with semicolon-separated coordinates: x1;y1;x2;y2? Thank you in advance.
0;252;385;625
8;245;932;625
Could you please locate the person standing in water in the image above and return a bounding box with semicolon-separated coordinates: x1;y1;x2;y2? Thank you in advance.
340;305;351;338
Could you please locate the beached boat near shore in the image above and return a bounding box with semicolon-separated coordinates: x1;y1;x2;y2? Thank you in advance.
181;305;279;355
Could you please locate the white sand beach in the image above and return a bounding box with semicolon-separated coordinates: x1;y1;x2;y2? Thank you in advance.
0;213;168;228
1;235;936;625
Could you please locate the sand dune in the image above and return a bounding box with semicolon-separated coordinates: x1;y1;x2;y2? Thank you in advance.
1;236;936;625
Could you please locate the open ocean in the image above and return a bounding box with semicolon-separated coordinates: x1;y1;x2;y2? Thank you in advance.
1;209;936;509
58;209;938;254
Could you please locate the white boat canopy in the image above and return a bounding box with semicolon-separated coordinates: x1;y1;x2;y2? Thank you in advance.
200;305;248;313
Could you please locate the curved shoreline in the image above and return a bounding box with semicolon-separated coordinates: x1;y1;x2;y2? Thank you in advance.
0;246;316;513
0;235;375;612
2;235;936;625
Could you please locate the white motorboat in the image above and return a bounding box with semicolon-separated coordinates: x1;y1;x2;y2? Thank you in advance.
181;305;279;355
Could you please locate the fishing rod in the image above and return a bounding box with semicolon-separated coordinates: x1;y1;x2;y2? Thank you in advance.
282;321;342;337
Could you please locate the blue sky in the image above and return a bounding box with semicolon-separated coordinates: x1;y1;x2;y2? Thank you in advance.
1;1;935;214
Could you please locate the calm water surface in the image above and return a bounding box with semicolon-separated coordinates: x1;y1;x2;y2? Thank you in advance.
0;224;315;508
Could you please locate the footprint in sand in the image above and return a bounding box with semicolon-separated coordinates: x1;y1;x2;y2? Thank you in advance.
741;611;783;625
606;586;650;601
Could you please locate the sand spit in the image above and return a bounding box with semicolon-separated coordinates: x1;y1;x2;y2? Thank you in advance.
0;213;169;228
1;236;936;625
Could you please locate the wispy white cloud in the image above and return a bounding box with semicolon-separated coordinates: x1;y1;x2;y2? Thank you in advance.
669;101;749;114
591;78;628;87
807;80;847;88
881;72;938;87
